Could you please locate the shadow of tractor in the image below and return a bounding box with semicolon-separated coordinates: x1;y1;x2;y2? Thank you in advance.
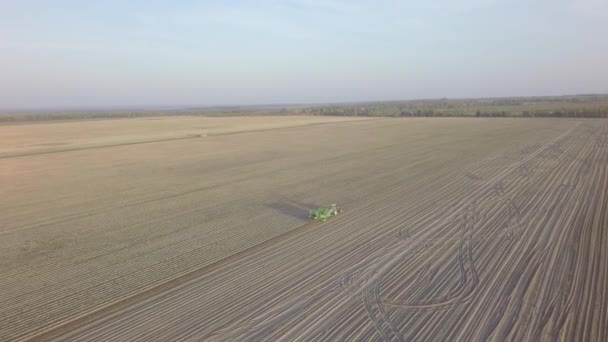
267;200;322;220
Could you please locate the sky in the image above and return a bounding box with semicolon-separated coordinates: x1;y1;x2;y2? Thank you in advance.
1;0;607;109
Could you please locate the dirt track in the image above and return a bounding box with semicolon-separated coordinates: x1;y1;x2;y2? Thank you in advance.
1;117;606;341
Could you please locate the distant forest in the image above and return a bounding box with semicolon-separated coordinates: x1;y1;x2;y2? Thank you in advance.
296;95;608;119
2;94;607;123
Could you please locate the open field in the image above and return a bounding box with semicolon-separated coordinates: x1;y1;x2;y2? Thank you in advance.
0;116;367;158
1;116;607;341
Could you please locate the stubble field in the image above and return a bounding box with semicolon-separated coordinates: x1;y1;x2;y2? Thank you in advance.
1;116;606;341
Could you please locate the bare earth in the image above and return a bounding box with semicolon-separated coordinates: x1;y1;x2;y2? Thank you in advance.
1;116;606;341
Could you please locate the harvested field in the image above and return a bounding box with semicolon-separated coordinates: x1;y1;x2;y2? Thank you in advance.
1;116;606;341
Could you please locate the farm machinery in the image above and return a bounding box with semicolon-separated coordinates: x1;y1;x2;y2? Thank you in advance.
309;204;341;222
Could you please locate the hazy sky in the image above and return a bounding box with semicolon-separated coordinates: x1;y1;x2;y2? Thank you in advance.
1;0;607;108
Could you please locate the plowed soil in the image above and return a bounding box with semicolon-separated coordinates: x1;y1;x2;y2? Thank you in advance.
1;116;606;341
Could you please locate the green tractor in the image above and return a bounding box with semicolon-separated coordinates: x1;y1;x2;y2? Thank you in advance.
309;204;341;222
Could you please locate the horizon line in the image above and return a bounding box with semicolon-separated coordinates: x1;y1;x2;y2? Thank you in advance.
1;92;607;114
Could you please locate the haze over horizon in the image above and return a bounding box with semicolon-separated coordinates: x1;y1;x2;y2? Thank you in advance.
1;0;607;109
